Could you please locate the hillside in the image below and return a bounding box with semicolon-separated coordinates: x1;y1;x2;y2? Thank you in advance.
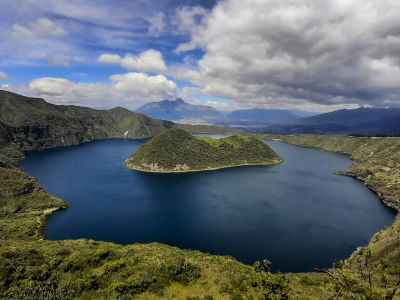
0;90;175;150
125;129;282;172
136;98;222;122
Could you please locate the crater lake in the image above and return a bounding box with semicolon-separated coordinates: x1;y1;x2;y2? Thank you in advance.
21;137;396;272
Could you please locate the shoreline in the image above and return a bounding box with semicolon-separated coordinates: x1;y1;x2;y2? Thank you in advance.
262;135;399;212
9;135;400;279
36;203;68;240
125;158;283;174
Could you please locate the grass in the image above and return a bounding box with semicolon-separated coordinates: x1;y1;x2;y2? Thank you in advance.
196;136;225;147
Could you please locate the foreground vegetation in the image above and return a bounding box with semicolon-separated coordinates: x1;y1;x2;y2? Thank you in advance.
126;129;282;173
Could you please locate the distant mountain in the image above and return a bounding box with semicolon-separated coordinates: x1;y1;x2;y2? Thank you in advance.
136;98;222;122
254;107;400;136
299;107;400;126
227;108;300;123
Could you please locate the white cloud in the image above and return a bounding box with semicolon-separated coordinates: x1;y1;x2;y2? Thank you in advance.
98;49;167;73
12;18;67;39
27;72;177;108
0;71;9;80
147;12;165;36
173;6;208;34
111;72;176;97
176;0;400;108
29;78;72;96
0;1;169;67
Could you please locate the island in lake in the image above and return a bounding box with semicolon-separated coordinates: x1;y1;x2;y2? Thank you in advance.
125;128;283;173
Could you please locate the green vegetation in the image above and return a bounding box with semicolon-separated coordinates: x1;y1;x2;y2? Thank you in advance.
125;129;282;173
0;144;67;241
0;239;289;299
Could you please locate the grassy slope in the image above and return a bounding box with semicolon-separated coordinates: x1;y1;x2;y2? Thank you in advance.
126;129;282;172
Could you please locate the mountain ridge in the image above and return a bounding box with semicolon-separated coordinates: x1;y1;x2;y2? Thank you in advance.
223;106;400;136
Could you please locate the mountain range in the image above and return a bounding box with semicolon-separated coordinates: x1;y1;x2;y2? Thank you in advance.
136;98;310;124
2;91;399;138
259;107;400;136
136;98;400;136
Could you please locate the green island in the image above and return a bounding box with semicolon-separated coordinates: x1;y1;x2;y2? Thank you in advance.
125;129;282;173
1;91;400;299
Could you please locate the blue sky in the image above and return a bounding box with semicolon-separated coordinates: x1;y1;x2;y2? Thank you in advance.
1;0;399;112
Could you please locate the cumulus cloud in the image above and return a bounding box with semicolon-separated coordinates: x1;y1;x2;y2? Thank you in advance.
12;18;67;39
29;78;72;96
0;71;9;80
147;12;165;36
98;49;167;73
176;0;400;108
27;72;177;108
111;72;176;96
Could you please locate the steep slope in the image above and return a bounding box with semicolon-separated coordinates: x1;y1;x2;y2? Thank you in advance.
125;128;282;172
136;98;222;121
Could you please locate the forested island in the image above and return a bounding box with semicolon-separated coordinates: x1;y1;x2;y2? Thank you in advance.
125;129;282;173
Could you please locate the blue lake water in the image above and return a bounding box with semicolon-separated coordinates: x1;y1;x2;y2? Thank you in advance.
21;137;396;272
